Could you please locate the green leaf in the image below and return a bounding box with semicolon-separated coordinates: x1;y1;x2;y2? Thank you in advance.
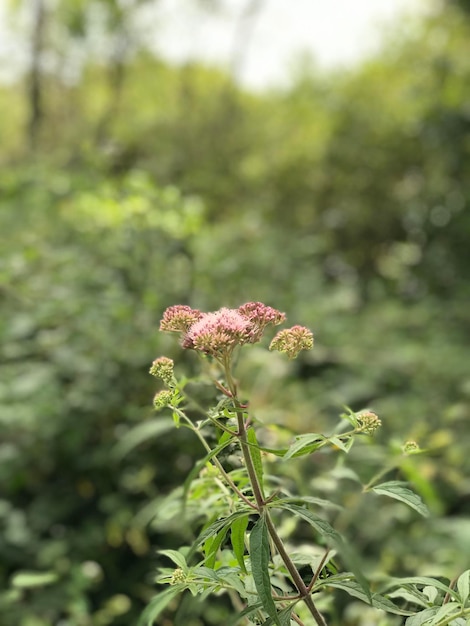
230;515;249;573
385;577;459;601
340;407;358;428
172;410;181;427
249;514;280;625
432;602;461;623
272;495;343;512
247;427;265;495
182;434;235;504
215;568;249;597
189;509;253;558
113;417;173;459
371;481;430;518
328;435;354;453
204;526;229;568
159;549;188;572
457;570;470;604
258;446;288;457
261;604;296;625
11;571;58;588
405;607;439;626
277;503;370;601
218;428;234;445
283;433;326;460
322;577;413;616
227;601;265;625
137;586;182;626
387;586;430;608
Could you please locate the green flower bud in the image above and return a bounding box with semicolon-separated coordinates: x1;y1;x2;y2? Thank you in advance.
149;357;176;387
153;390;174;410
269;325;314;359
402;440;420;454
356;411;381;435
170;568;186;585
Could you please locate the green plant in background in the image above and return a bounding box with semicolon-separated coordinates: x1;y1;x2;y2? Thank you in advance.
141;302;469;625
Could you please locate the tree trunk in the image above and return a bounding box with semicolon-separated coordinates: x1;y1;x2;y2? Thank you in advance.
27;0;46;150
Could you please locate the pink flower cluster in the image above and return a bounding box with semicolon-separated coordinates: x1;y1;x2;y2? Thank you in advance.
159;302;286;358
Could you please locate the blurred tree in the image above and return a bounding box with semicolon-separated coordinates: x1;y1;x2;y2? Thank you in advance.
28;0;46;148
0;2;469;624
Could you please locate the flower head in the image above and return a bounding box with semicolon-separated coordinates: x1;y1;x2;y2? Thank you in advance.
356;411;381;435
170;568;186;585
159;302;297;360
159;305;203;333
269;325;314;359
183;308;251;356
237;302;286;343
153;389;174;410
149;356;175;387
402;440;420;454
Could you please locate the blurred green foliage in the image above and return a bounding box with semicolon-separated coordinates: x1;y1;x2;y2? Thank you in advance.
0;1;469;624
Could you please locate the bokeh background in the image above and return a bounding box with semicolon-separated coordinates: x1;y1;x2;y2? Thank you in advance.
1;0;470;624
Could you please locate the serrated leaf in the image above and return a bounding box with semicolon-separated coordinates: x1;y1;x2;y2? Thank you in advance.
405;607;439;626
231;515;249;573
457;570;470;604
113;417;173;459
216;569;249;597
385;577;459;601
138;586;182;626
432;602;461;623
371;481;430;518
247;427;265;495
283;434;326;460
249;515;280;625
262;604;296;625
277;503;371;601
11;571;58;588
273;495;343;512
388;586;430;608
227;601;265;625
322;578;413;616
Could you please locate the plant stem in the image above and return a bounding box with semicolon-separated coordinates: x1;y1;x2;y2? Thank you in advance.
227;386;328;626
177;409;258;510
264;513;327;626
307;549;331;594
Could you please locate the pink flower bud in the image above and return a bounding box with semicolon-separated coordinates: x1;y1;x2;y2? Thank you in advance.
159;305;203;333
238;302;286;343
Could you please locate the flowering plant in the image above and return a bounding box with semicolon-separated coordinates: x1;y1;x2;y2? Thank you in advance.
139;302;469;626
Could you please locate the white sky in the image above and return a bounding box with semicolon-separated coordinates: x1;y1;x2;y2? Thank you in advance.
0;0;427;88
150;0;426;88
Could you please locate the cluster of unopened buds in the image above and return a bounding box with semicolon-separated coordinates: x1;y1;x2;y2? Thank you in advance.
157;302;313;361
355;411;382;435
169;569;186;585
149;356;176;387
402;440;420;454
